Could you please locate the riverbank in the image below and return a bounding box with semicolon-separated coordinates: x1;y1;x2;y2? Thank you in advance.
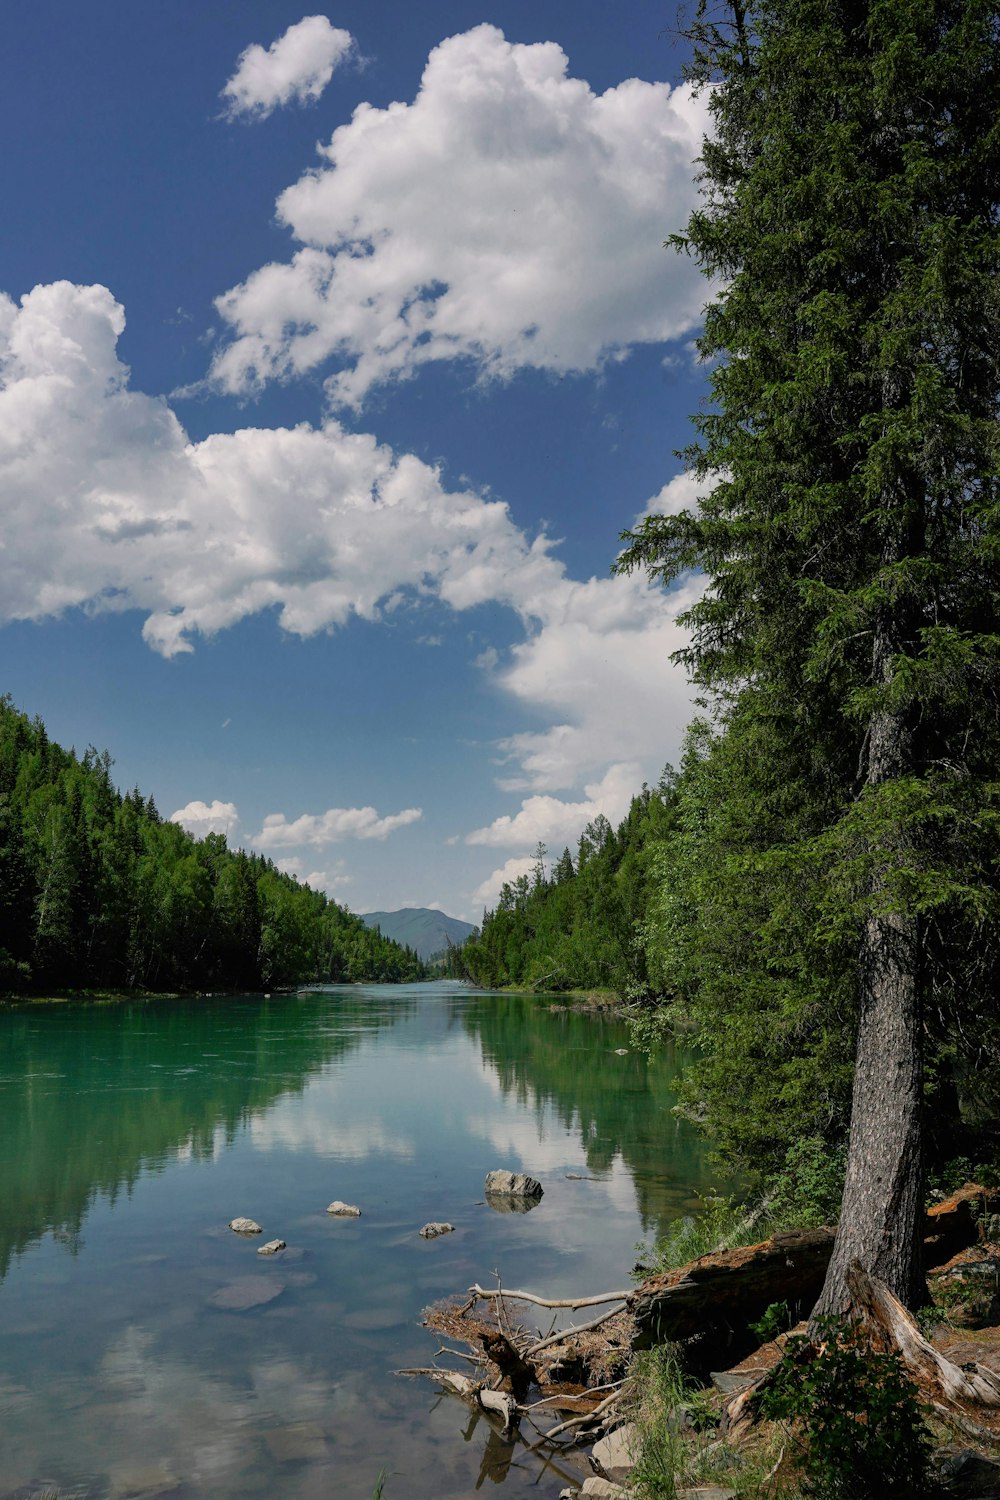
0;986;187;1007
416;1184;1000;1497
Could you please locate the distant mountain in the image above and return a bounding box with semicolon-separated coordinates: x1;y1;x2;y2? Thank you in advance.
360;908;477;961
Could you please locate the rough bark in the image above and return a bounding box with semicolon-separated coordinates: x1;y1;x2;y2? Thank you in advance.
814;617;925;1317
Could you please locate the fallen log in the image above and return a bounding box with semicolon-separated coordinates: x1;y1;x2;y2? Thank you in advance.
925;1184;1000;1269
628;1228;835;1351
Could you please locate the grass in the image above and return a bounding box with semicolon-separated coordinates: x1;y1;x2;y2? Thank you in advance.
624;1346;796;1499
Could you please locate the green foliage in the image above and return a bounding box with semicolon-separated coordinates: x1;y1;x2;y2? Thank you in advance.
449;775;680;997
927;1156;1000;1198
636;1192;755;1277
767;1138;847;1230
615;0;1000;1202
627;1346;695;1499
0;698;427;995
763;1319;936;1499
750;1300;793;1345
628;1346;787;1500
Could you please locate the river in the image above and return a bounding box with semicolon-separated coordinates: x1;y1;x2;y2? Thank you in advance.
0;982;719;1499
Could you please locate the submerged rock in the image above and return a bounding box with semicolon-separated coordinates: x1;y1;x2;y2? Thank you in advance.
419;1222;455;1238
484;1170;543;1200
228;1217;262;1234
207;1276;284;1310
257;1239;286;1256
263;1422;329;1463
326;1201;362;1217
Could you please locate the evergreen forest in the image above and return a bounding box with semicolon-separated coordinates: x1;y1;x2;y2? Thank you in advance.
0;697;427;995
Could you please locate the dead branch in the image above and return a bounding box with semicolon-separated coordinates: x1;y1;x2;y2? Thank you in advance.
527;1387;623;1447
470;1283;632;1309
526;1303;626;1357
845;1261;1000;1413
721;1260;1000;1443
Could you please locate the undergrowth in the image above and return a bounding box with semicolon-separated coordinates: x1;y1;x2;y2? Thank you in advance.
626;1346;793;1499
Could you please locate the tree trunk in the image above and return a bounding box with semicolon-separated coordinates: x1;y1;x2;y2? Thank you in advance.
813;621;925;1318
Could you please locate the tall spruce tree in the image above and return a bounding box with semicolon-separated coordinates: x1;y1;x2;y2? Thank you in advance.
621;0;1000;1311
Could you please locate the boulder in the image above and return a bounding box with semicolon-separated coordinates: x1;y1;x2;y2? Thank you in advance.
419;1222;455;1238
326;1201;361;1217
935;1448;1000;1498
580;1480;627;1498
257;1239;286;1256
592;1422;640;1483
228;1217;262;1234
485;1170;544;1200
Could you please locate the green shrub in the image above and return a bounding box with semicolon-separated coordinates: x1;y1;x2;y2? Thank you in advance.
767;1137;846;1229
761;1318;936;1498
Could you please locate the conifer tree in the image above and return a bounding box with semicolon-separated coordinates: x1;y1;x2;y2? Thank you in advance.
621;0;1000;1310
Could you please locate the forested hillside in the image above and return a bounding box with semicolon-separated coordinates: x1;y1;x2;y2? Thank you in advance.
451;773;678;997
452;737;999;1202
0;699;426;995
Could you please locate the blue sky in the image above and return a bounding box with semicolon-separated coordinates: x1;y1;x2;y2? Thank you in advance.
0;2;712;921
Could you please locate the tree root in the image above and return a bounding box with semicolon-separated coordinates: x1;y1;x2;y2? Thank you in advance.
721;1260;1000;1446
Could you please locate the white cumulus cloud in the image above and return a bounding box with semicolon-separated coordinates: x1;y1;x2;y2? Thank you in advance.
256;805;423;848
210;24;710;406
221;16;354;122
466;762;639;849
275;856;352;893
470;856;537;911
169;799;239;837
0;277;697;844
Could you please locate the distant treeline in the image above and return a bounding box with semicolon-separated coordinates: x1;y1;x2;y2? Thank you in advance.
0;698;426;995
447;775;678;997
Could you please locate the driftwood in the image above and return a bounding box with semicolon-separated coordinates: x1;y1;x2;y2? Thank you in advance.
395;1367;519;1432
628;1228;835;1351
478;1329;536;1399
469;1283;631;1309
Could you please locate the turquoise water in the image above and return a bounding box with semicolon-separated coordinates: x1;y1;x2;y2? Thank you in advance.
0;983;718;1499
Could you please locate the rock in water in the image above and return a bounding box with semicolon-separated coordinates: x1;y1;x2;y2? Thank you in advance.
207;1277;284;1311
257;1239;286;1256
228;1217;262;1234
484;1170;543;1200
326;1201;361;1217
419;1222;455;1238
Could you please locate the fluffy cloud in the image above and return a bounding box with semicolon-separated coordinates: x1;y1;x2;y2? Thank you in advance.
275;856;352;893
169;799;239;837
210;24;710;406
256;804;423;848
470;856;537;911
466;762;640;848
638;469;706;523
0;277;696;813
221;16;354;121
